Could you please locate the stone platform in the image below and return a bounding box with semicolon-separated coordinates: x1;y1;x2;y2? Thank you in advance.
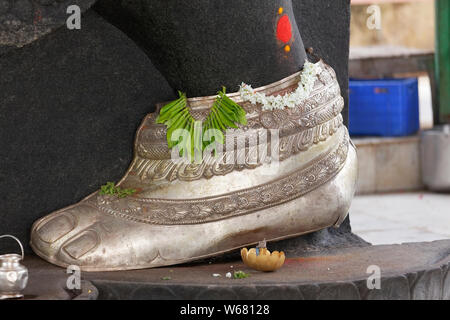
19;240;450;300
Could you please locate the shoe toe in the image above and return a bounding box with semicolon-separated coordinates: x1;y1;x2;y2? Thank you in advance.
34;212;77;244
30;203;101;266
61;229;100;260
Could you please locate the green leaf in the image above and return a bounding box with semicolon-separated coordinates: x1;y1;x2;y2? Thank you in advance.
167;110;190;148
216;106;238;128
99;182;136;198
155;88;247;162
188;118;195;160
233;270;250;279
156;94;186;123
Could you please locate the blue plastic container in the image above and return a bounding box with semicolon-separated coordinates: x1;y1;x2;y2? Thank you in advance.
349;78;419;136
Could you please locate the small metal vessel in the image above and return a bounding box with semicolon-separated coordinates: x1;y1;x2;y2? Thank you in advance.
421;125;450;191
0;235;28;299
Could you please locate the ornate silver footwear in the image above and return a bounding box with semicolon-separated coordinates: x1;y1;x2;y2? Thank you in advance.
30;60;358;271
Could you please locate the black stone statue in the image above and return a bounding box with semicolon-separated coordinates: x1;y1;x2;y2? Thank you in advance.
0;0;366;255
96;0;307;97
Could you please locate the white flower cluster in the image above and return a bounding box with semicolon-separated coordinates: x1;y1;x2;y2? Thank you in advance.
239;61;321;111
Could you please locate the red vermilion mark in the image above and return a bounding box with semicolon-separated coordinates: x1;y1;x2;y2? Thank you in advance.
276;14;292;44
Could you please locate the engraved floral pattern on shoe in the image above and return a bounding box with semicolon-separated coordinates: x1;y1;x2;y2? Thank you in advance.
130;113;343;182
88;129;350;225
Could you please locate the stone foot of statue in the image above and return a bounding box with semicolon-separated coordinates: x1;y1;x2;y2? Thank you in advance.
30;60;358;271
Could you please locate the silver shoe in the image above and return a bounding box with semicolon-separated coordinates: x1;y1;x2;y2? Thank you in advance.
30;60;358;271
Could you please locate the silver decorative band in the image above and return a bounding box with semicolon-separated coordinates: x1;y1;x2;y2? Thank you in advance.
132;113;343;182
87;128;349;225
128;60;344;182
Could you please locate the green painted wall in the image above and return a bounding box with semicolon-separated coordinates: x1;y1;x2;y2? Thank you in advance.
436;0;450;123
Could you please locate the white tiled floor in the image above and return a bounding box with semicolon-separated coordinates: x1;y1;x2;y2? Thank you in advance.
350;192;450;245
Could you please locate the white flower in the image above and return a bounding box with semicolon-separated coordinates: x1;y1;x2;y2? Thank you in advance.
226;272;232;278
239;61;320;111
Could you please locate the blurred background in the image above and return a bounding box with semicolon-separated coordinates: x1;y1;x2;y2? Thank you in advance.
351;0;435;50
348;0;450;245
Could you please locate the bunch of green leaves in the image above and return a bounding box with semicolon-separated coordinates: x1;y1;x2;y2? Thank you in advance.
99;182;136;198
202;87;247;149
156;91;194;150
233;270;250;279
156;88;247;161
